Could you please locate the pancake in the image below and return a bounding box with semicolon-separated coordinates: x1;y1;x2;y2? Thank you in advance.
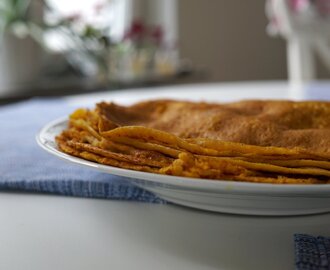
160;153;328;184
79;151;158;173
56;135;159;173
55;99;330;184
101;126;329;160
109;137;181;158
96;100;330;156
66;141;173;168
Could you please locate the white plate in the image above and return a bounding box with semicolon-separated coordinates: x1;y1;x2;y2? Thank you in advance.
36;116;330;216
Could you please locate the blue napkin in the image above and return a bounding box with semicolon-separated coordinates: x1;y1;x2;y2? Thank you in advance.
295;234;330;270
0;99;164;203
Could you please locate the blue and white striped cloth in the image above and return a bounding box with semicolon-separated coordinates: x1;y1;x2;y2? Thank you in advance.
295;234;330;270
0;99;164;203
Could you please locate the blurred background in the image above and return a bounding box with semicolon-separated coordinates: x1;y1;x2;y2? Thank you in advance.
1;0;330;101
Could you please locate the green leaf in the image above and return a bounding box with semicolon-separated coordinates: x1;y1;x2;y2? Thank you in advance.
82;25;102;38
0;9;16;26
16;0;31;18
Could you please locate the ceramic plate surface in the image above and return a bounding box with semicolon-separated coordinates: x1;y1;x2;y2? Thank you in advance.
36;117;330;216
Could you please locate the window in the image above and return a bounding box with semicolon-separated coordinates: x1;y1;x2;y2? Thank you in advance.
45;0;130;51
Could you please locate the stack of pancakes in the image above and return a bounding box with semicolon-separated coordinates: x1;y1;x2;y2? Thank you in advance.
56;99;330;184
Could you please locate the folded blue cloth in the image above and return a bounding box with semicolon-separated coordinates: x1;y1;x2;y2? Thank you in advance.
295;234;330;270
0;99;164;203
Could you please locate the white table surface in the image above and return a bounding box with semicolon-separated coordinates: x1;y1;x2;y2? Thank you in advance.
1;193;330;270
3;81;330;270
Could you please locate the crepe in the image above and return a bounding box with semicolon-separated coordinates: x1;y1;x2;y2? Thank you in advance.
96;100;330;153
56;99;330;184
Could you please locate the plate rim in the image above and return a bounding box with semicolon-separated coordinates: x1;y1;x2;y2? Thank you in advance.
36;116;330;196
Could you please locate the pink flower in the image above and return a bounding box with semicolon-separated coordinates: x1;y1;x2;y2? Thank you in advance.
94;1;106;14
289;0;310;13
150;26;164;46
123;20;146;41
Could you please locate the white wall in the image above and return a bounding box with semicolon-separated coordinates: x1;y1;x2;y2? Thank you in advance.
177;0;288;82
